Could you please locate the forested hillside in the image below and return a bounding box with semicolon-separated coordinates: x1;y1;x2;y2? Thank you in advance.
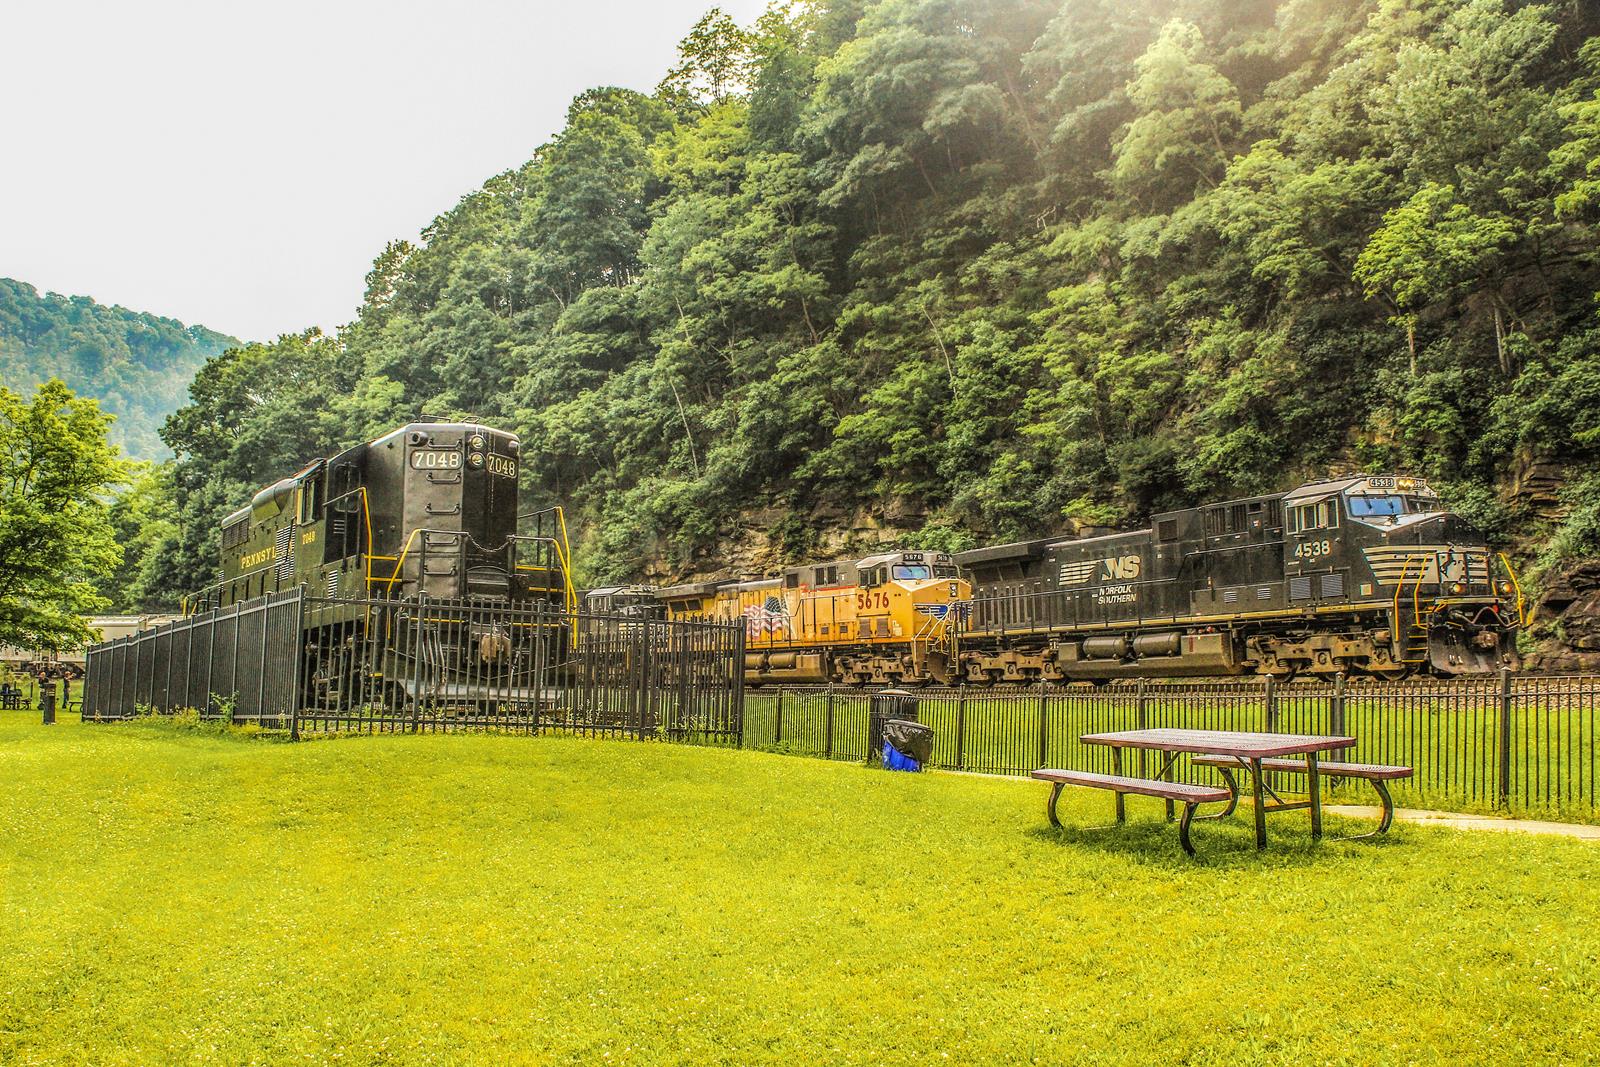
0;279;237;459
153;0;1600;655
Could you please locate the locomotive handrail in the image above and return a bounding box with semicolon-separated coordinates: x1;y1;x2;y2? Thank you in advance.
515;505;578;616
1496;552;1527;628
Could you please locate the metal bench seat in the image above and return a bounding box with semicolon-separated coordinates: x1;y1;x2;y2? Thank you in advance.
1190;754;1413;837
1031;768;1232;856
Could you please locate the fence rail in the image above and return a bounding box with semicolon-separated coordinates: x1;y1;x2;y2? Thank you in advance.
743;675;1600;817
82;588;744;745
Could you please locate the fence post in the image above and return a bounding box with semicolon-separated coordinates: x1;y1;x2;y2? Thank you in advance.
289;589;305;741
1265;674;1279;732
1037;687;1048;769
1331;672;1346;737
411;595;427;734
1136;678;1149;779
1497;667;1513;810
956;687;966;770
775;687;784;745
129;631;141;717
825;684;835;760
229;603;241;719
255;602;269;726
204;608;217;718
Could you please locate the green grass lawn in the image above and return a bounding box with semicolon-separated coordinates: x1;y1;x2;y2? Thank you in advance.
3;713;1599;1065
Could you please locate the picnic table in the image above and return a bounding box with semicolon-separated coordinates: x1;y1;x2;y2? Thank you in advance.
1079;729;1356;849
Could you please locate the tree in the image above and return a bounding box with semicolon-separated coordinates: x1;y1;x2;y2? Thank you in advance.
0;380;125;651
1110;19;1242;208
657;8;756;111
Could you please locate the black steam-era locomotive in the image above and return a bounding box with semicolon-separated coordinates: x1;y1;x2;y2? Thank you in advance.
195;420;574;706
952;475;1523;682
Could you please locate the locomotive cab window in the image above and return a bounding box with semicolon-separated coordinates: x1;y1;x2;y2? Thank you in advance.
297;471;324;524
893;564;931;581
1289;499;1340;533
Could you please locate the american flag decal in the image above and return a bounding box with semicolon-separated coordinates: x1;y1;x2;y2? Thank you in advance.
743;596;790;639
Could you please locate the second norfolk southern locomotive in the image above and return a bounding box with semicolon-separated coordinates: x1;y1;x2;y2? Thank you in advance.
953;475;1522;682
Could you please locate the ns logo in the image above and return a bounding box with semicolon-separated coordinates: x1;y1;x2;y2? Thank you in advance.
1060;554;1142;585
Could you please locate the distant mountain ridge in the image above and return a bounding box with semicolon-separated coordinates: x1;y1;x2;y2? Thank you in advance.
0;278;238;459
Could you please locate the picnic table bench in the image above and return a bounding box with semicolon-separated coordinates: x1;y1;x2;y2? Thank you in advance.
1191;754;1414;838
1034;729;1403;855
1031;769;1232;856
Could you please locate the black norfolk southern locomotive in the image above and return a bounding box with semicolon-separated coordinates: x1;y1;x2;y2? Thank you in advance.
197;420;574;706
953;475;1523;683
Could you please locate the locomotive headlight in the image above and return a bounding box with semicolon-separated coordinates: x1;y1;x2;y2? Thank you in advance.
506;438;520;454
467;452;485;469
1451;581;1464;594
469;434;486;451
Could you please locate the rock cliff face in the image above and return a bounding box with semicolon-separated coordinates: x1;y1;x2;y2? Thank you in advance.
1524;561;1600;673
642;499;930;585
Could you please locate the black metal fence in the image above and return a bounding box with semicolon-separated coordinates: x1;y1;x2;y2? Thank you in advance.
743;675;1600;817
82;589;744;744
81;590;304;727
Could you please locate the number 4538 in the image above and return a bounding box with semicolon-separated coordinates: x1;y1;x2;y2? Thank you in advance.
1294;540;1332;559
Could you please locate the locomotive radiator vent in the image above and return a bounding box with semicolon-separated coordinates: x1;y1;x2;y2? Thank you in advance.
1320;572;1345;598
275;526;294;580
1289;576;1313;601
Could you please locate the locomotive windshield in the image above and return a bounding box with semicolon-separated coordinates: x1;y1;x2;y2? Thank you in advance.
893;564;932;580
1346;493;1440;519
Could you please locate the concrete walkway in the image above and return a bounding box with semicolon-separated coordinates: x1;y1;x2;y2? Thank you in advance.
1323;804;1600;841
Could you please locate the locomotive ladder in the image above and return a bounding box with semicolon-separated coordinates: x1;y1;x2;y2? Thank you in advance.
1393;553;1432;665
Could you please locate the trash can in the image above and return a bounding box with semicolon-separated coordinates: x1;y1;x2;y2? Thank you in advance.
883;718;934;772
869;689;919;764
40;684;56;726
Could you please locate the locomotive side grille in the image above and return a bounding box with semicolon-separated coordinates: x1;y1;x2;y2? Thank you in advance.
1058;559;1097;585
1256;586;1273;600
275;526;294;580
1222;588;1239;604
1319;572;1345;599
1289;576;1313;601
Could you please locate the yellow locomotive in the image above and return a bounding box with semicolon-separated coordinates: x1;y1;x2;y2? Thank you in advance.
658;551;969;685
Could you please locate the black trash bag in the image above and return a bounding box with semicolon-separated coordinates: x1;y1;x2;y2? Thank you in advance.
883;719;934;764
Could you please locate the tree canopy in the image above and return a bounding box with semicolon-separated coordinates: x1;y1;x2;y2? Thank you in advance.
146;0;1600;604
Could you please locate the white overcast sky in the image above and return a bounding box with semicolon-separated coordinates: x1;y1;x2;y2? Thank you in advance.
0;0;766;342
